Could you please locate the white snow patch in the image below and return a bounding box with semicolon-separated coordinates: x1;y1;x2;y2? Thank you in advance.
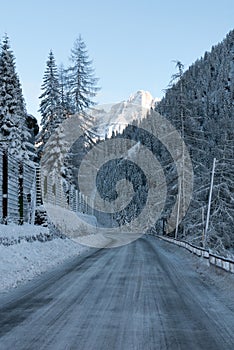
126;141;141;158
0;223;89;292
44;203;98;237
127;90;158;109
0;222;49;240
89;90;160;139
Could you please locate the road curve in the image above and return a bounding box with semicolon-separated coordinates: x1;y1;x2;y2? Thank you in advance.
0;236;233;350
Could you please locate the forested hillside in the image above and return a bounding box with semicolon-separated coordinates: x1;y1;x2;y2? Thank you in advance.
155;30;234;253
91;30;234;255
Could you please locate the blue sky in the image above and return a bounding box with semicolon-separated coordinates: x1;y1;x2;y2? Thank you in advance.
0;0;234;122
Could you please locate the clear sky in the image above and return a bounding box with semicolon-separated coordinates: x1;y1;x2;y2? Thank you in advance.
0;0;234;123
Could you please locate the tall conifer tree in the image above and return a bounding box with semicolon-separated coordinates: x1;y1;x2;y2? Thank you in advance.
0;35;34;161
66;35;100;128
37;50;63;155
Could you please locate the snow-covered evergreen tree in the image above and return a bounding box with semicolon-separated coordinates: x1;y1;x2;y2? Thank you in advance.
41;124;69;179
41;123;71;206
0;35;36;162
37;50;63;156
58;36;100;188
0;36;26;118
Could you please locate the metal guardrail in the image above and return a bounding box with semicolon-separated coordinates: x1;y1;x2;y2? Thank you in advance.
157;235;234;274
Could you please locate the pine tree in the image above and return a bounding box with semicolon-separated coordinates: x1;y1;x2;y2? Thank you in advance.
37;50;63;155
0;35;26;119
58;64;73;117
66;35;100;127
41;124;69;179
0;35;35;161
59;36;100;188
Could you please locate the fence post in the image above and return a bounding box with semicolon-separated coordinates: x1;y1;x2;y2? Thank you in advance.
162;217;167;235
18;162;24;225
2;150;8;224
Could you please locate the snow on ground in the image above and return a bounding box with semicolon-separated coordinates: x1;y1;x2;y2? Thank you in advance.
74;232;143;248
73;233;112;248
44;203;98;238
0;223;51;245
0;223;89;292
156;234;234;310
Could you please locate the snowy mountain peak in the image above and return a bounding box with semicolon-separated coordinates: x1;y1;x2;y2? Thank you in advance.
90;90;159;139
127;90;156;109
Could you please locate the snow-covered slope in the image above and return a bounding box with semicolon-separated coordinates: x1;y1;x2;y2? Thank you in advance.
90;90;159;138
0;224;89;291
127;90;158;109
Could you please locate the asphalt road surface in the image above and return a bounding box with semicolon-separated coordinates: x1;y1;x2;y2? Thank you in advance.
0;236;233;350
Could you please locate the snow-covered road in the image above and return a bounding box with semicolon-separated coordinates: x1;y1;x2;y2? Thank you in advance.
0;236;233;350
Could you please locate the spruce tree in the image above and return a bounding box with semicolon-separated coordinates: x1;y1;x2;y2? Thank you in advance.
59;36;100;188
0;35;34;161
58;64;73;116
37;50;63;155
66;35;100;127
0;35;26;119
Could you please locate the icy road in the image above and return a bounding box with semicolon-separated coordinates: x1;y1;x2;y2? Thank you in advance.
0;236;233;350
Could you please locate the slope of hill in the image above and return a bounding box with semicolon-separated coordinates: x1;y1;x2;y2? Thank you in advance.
155;29;234;254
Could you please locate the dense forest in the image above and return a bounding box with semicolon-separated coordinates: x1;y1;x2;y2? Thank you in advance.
155;30;234;253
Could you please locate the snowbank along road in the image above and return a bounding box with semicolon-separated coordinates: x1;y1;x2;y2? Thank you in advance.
0;236;233;350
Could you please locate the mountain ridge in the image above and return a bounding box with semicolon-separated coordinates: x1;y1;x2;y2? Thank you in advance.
90;90;159;138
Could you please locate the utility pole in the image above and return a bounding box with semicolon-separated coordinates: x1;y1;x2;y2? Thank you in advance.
2;149;8;224
175;177;181;239
179;64;185;221
204;158;216;247
202;206;205;246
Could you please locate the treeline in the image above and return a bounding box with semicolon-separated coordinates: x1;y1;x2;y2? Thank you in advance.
0;34;100;160
37;35;100;155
